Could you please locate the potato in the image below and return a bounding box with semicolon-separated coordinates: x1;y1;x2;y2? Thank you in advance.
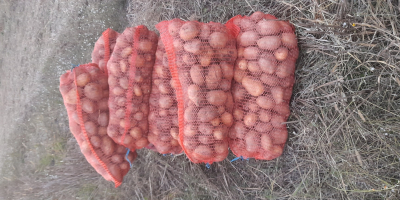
76;73;91;87
81;98;97;114
245;131;259;153
213;126;227;140
239;31;258;46
64;88;77;104
188;84;202;106
170;127;179;140
173;39;184;51
281;32;297;47
274;47;289;61
261;134;273;150
220;62;234;79
112;86;125;96
80;140;91;154
199;48;213;66
210;117;221;126
271;86;284;104
90;136;102;148
209;32;228;48
123;134;134;146
135;138;149;149
219;79;231;91
276;59;296;78
237;59;247;70
233;109;244;120
206;90;227;106
206;64;223;89
274;103;290;117
219;112;233;127
247;61;261;74
214;142;229;154
138;40;153;52
108;164;122;181
84;83;105;101
233;68;247;83
98;112;109;127
101;137;115;156
134;112;144;121
257;20;281;35
133;84;142;97
184;106;198;122
182;53;197;65
258;57;277;74
258;109;272;122
250;11;265;22
244;113;258;127
256;96;275;109
115;108;125;119
168;20;183;36
184;39;202;54
242;76;264;96
255;121;273;133
271;115;286;128
198;106;219;122
84;121;98;136
199;24;211;39
159;95;173;108
118;77;129;90
121;47;132;58
244;102;259;112
270;128;288;144
180;22;200;41
257;36;281;50
98;127;107;136
240;18;256;31
111;154;124;164
283;88;293;101
190;65;204;85
260;74;280;86
243;47;259;60
184;124;197;137
192;145;213;161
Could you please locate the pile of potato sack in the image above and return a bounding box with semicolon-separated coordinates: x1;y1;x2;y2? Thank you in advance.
59;11;299;187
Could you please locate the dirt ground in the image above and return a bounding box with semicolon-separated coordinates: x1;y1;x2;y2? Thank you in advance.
1;0;400;199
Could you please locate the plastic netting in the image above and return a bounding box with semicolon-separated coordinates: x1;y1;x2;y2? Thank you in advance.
92;28;120;73
156;19;237;164
226;11;299;160
59;63;137;187
107;26;157;151
148;38;183;154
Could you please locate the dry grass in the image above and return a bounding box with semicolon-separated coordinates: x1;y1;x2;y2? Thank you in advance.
2;0;399;199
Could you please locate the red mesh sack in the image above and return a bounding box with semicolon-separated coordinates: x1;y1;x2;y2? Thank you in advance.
156;19;237;164
147;38;183;154
59;63;137;187
226;11;299;160
91;28;120;73
107;26;157;151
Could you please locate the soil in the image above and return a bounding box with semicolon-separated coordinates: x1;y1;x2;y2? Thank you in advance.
0;0;128;198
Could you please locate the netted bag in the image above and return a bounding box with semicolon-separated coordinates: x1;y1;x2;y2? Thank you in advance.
156;19;237;164
59;63;137;187
226;11;299;160
92;28;120;73
147;38;182;154
107;26;157;151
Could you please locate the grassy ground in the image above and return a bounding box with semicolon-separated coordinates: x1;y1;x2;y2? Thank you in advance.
1;0;399;199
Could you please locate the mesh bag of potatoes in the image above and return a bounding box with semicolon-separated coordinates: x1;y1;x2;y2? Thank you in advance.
59;63;137;188
156;19;237;164
91;28;120;73
225;12;299;160
107;25;157;151
147;38;183;154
